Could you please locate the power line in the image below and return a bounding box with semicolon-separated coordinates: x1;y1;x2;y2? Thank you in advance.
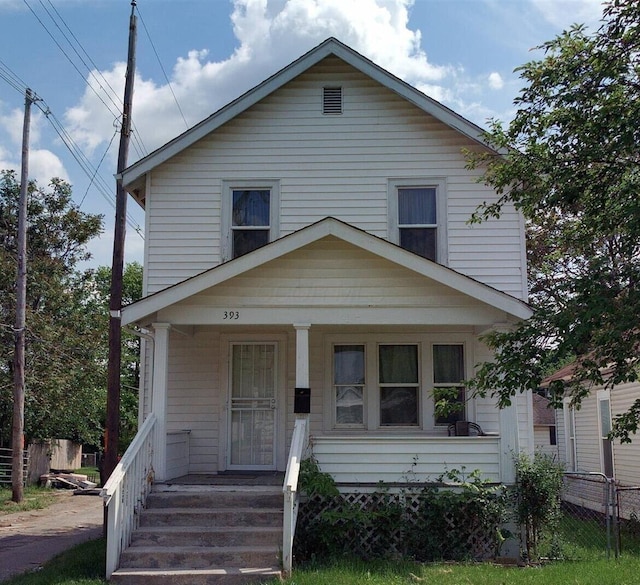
136;4;189;131
80;127;118;206
0;59;29;95
25;0;149;159
0;57;144;237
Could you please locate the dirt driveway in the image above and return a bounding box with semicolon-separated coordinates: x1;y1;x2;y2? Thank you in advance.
0;491;103;582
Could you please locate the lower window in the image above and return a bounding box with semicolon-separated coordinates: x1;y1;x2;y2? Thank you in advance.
379;344;419;426
433;344;465;425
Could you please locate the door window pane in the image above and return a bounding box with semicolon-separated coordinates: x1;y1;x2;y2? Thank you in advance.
232;344;275;398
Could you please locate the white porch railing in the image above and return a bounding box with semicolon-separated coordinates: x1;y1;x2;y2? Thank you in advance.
282;416;308;574
101;413;156;579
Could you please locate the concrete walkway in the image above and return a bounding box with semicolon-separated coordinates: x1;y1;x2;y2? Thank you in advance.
0;491;103;583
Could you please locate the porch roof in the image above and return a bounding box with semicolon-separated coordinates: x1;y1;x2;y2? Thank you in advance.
122;217;532;327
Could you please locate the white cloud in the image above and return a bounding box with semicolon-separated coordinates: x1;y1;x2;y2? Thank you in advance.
488;72;504;90
29;149;69;185
65;0;459;159
530;0;604;31
0;104;68;185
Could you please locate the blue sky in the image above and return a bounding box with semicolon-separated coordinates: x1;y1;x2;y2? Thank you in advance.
0;0;604;267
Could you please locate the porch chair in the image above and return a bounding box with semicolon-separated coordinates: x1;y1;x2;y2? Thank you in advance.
447;420;486;437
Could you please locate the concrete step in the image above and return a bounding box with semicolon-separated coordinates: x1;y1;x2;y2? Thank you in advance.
146;490;282;510
110;566;281;585
119;545;280;570
115;486;284;584
130;525;282;548
139;507;283;528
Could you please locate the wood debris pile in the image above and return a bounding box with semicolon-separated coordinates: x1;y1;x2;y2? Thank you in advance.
39;469;97;491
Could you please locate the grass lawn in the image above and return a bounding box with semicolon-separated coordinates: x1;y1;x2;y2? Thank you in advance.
2;539;106;585
282;556;640;585
0;485;58;515
2;537;640;585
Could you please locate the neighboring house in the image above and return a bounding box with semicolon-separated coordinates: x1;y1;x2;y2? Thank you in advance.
532;393;557;459
550;364;639;485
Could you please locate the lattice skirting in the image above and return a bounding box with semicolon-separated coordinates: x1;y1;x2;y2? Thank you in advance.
295;490;505;562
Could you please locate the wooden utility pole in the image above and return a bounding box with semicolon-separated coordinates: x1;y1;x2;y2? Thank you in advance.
104;0;137;483
12;88;33;503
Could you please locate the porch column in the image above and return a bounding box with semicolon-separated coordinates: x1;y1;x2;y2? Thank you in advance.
294;323;311;388
499;399;519;484
151;322;171;481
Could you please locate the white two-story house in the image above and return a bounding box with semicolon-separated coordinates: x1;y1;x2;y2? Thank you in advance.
104;36;535;582
119;37;533;487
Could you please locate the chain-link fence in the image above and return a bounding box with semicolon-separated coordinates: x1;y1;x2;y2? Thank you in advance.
616;486;640;556
560;472;616;559
559;473;640;559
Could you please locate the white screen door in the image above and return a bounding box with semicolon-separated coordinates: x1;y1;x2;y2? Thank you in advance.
229;343;277;469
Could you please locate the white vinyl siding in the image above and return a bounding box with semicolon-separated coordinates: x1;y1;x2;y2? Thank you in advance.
159;238;511;327
143;57;525;299
312;435;501;484
166;330;220;474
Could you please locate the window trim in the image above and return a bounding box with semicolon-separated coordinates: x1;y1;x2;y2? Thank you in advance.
324;333;472;432
221;180;280;261
432;343;466;426
597;389;614;478
562;397;577;472
387;178;447;264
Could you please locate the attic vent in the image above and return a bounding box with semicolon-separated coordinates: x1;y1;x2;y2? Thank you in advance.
323;86;343;114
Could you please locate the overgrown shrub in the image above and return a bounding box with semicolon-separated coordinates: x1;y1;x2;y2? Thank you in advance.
406;469;509;561
514;451;564;561
294;461;509;563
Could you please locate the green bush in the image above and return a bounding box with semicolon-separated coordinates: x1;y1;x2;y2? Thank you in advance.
514;451;564;561
295;464;509;563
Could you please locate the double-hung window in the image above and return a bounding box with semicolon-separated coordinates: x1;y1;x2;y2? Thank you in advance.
334;345;365;426
329;338;467;430
433;344;465;425
379;344;419;426
222;181;280;261
389;179;446;263
598;390;614;478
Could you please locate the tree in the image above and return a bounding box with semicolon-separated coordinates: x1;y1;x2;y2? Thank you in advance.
0;170;104;446
89;262;143;452
466;1;640;441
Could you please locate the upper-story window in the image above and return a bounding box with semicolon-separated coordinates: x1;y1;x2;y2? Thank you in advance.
222;180;280;261
388;179;446;263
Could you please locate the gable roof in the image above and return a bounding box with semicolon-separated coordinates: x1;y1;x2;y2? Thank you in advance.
121;37;497;198
122;217;532;326
533;394;556;426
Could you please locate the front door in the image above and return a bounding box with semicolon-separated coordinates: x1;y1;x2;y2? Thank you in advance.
228;343;277;470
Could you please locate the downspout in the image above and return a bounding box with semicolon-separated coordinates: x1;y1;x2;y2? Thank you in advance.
123;326;154;426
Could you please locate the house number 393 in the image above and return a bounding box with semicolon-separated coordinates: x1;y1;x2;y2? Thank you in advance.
223;311;240;320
